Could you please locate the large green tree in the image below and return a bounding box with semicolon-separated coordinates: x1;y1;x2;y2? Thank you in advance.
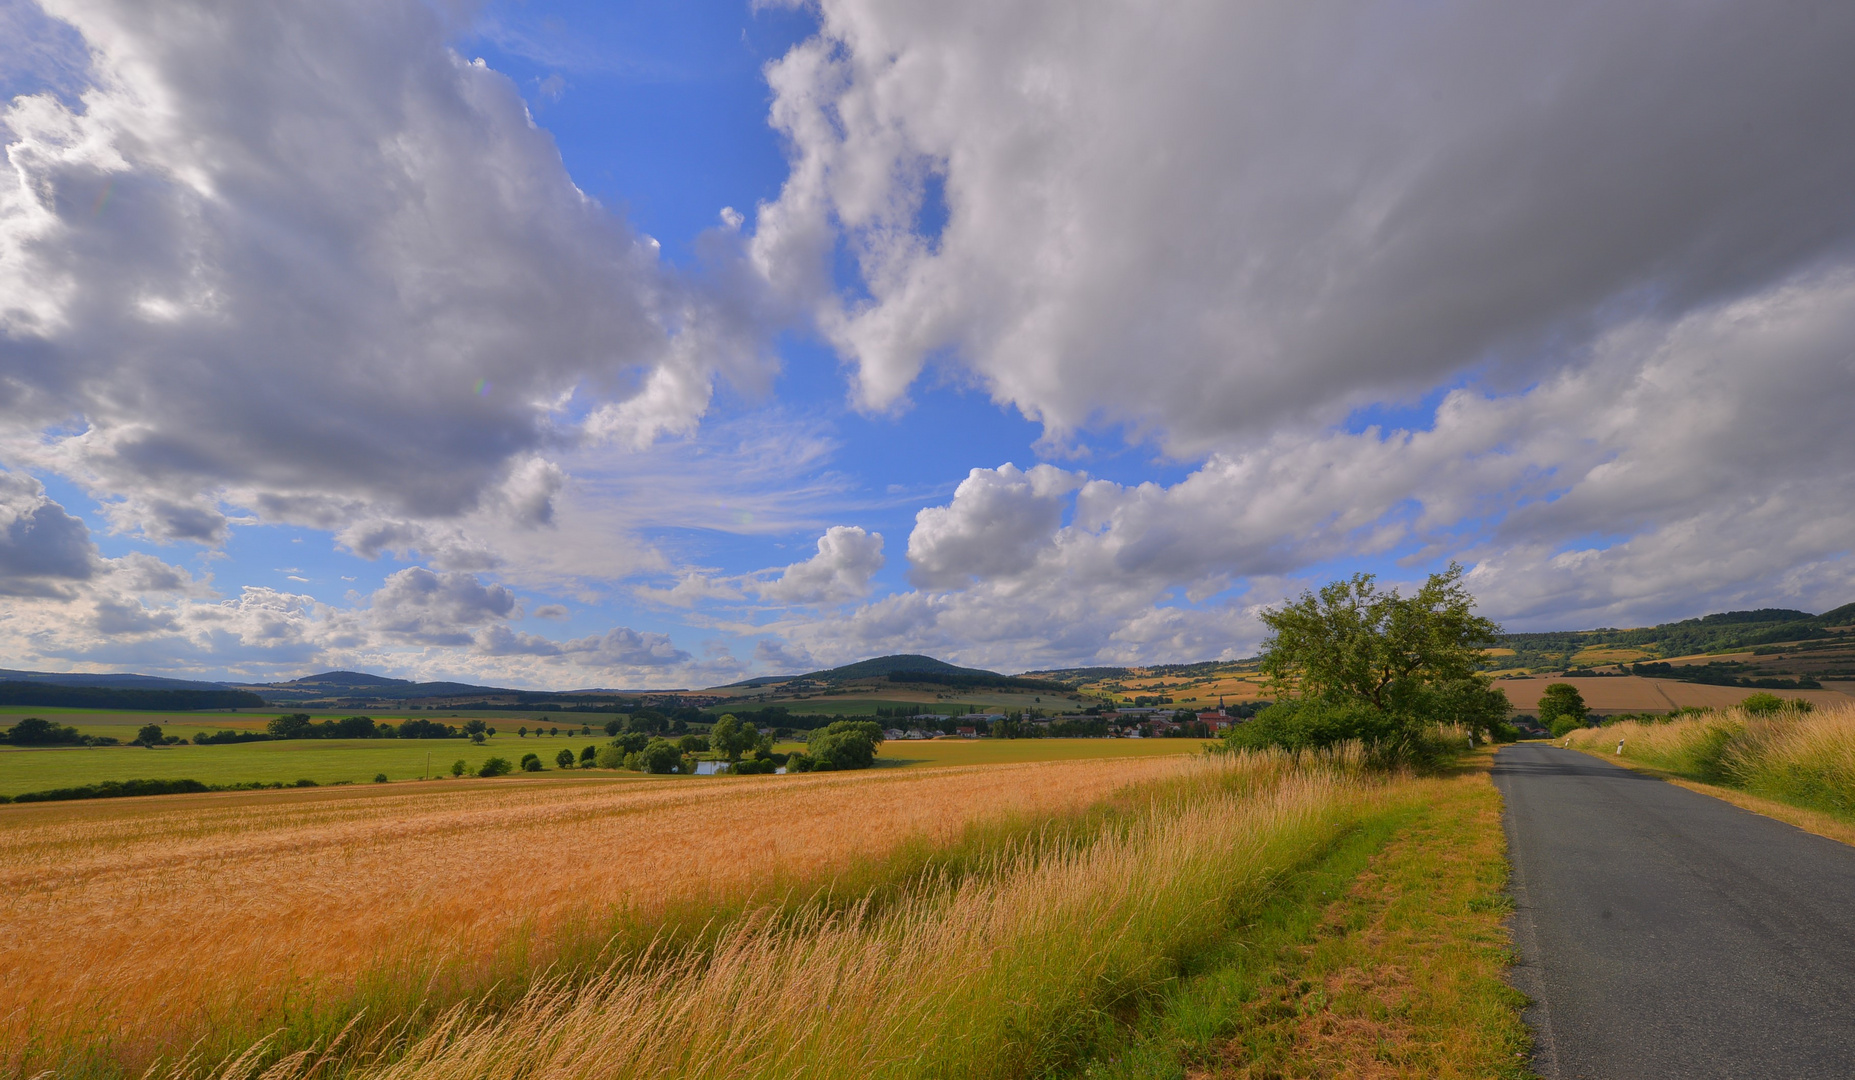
1255;563;1509;744
1537;683;1589;736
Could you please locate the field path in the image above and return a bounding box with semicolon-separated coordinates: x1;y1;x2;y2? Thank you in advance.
1495;743;1855;1078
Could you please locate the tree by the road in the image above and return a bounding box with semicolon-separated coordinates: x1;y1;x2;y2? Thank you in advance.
1539;683;1589;736
1244;564;1510;751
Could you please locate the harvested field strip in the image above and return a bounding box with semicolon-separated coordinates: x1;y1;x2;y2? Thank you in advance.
1;755;1201;1076
168;751;1395;1080
1087;754;1532;1078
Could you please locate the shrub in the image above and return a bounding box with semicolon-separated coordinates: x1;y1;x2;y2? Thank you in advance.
1220;700;1401;754
579;744;597;764
450;759;467;777
521;753;544;772
555;749;575;768
1740;692;1812;716
594;745;625;769
373;773;389;784
479;757;513;777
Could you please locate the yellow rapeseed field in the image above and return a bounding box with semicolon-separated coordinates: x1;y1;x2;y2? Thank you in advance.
0;757;1199;1073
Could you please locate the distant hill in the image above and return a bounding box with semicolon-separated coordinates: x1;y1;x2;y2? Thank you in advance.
1495;602;1855;676
0;681;263;711
0;668;236;692
713;654;1064;692
244;670;512;703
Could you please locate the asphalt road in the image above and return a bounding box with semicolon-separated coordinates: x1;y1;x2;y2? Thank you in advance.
1495;743;1855;1079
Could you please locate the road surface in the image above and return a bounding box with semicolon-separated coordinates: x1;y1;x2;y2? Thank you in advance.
1495;743;1855;1079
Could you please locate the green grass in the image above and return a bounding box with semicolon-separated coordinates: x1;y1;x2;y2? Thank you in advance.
0;705;603;741
0;733;1204;797
1078;754;1534;1079
0;733;615;796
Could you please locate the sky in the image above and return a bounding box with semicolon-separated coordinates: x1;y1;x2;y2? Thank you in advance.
1;0;1853;690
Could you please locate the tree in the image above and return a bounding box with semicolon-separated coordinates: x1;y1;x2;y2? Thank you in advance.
604;718;623;736
1260;564;1499;713
807;720;884;771
267;713;313;738
636;737;683;774
450;759;467;777
462;719;488;737
1538;683;1589;736
594;744;624;769
1244;564;1508;751
520;753;543;772
518;726;528;738
555;748;575;768
133;723;165;747
373;773;389;784
579;744;597;764
478;756;513;777
710;714;746;760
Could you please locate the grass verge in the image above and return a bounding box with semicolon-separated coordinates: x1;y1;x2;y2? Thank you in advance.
1078;752;1534;1079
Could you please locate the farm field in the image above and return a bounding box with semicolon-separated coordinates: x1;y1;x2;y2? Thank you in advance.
1;753;1214;1074
1496;674;1855;713
0;705;595;740
0;734;609;796
0;730;1205;797
875;735;1210;767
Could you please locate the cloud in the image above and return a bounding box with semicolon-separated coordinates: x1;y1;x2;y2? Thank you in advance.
906;463;1079;588
753;525;884;603
0;0;766;546
0;471;97;595
368;567;518;645
754;0;1855;451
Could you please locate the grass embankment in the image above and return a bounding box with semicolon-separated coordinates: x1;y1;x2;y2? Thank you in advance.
1092;754;1531;1079
1565;702;1855;827
3;750;1530;1080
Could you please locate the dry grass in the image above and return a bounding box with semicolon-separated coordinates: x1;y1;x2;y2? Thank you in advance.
1566;701;1855;820
162;751;1384;1080
0;757;1199;1075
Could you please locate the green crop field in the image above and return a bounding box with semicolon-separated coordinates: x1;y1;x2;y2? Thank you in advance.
0;728;1208;797
0;705;608;743
0;732;617;796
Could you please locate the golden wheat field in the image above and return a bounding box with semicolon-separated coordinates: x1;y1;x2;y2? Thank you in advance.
0;756;1202;1072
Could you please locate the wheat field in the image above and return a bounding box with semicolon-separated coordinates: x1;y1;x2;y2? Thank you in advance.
0;757;1207;1074
169;752;1385;1080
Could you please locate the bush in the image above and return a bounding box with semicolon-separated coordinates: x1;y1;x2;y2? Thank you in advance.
192;729;275;745
1220;700;1403;754
594;745;625;769
579;744;597;764
1741;692;1813;716
450;759;467;777
12;778;212;802
556;749;576;768
478;757;513;777
373;773;389;783
520;753;543;772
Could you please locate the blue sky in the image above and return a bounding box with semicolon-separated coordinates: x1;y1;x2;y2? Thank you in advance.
2;0;1853;687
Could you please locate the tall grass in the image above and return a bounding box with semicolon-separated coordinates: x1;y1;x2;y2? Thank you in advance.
153;750;1390;1080
0;757;1200;1078
1567;701;1855;818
